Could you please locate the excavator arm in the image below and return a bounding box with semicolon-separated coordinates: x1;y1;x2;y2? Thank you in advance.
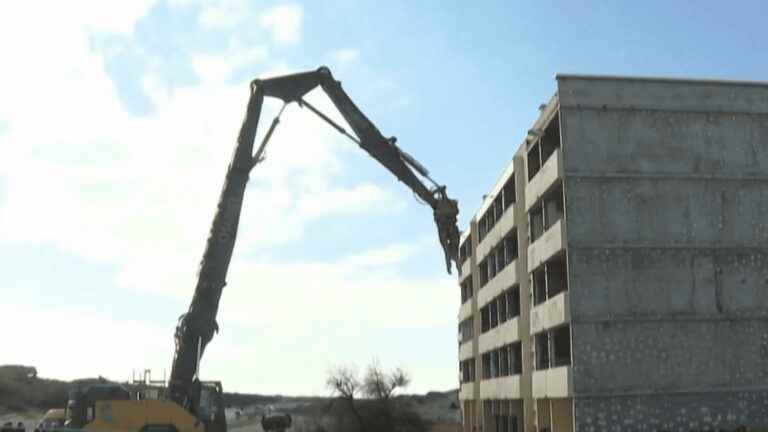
256;67;461;271
168;66;460;416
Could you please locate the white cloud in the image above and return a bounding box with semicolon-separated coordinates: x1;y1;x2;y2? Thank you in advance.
0;3;457;395
259;3;303;46
191;38;269;83
198;0;250;29
331;49;359;67
1;303;173;383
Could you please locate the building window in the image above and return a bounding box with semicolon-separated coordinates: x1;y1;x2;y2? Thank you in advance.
531;253;568;306
503;176;516;210
534;326;571;370
494;194;504;223
532;266;547;306
459;317;473;344
527;143;541;181
489;300;498;329
529;182;565;243
461;277;474;304
527;113;561;183
481;287;520;335
481;306;490;333
535;332;550;370
510;343;522;375
479;259;489;287
484;401;519;432
481;343;522;380
503;231;518;265
495;244;506;274
552;325;572;367
498;292;508;325
488;249;498;280
482;353;491;380
540;113;561;164
506;286;520;319
529;202;545;242
459;235;472;265
478;227;518;290
460;358;475;383
499;345;509;376
543;184;564;230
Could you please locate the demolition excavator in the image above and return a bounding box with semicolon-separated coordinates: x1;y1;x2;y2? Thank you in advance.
63;66;460;432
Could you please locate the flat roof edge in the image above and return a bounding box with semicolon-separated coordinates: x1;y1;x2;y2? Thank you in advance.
556;73;768;88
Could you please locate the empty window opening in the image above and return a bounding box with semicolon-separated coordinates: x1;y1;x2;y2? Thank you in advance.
503;176;516;209
527;143;541;181
488;250;498;280
504;232;518;265
487;207;496;230
459;235;472;265
459;317;474;344
532;254;569;306
540;113;561;165
481;306;490;333
479;260;489;287
535;332;550;370
552;325;572;367
546;254;568;298
460;278;474;304
495;245;506;274
506;286;520;319
460;358;475;383
529;202;545;242
510;343;522;375
543;184;564;230
499;346;509;376
494;194;504;222
482;353;492;380
498;293;508;325
532;267;547;306
489;299;499;329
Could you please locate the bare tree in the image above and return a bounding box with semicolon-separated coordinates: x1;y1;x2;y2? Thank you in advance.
362;360;412;431
326;365;366;432
362;359;411;401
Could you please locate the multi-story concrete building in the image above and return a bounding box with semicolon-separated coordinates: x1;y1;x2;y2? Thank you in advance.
457;75;768;432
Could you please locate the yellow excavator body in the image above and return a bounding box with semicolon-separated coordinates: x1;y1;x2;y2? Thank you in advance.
82;400;205;432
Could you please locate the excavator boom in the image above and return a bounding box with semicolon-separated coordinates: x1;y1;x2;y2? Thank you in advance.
168;66;460;415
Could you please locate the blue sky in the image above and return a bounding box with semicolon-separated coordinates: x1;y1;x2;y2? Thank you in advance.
1;0;767;395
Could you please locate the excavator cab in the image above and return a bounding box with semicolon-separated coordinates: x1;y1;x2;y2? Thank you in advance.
197;381;226;432
64;383;131;428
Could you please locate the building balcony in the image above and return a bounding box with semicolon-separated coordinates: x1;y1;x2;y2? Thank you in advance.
458;298;472;322
460;258;471;279
528;219;566;272
477;210;515;264
479;317;520;353
532;366;573;399
530;291;571;335
478;259;517;308
479;374;522;400
525;147;563;212
459;382;474;401
459;339;474;361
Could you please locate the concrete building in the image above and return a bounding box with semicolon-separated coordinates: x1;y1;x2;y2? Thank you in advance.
457;75;768;432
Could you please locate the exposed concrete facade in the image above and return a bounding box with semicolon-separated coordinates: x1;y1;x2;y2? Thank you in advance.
457;75;768;432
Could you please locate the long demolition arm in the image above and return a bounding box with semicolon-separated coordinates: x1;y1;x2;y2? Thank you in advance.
255;66;460;270
168;66;460;409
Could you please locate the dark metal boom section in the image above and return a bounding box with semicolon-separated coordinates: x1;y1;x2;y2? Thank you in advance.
168;66;460;410
168;84;266;409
